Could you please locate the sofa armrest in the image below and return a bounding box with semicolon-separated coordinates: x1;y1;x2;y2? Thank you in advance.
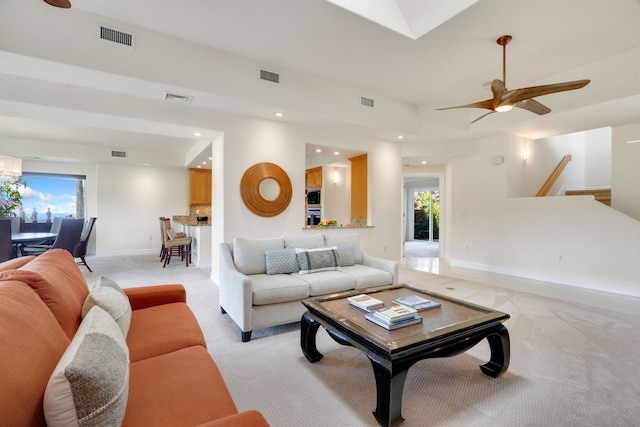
124;284;187;310
218;243;254;331
195;410;270;427
362;251;399;284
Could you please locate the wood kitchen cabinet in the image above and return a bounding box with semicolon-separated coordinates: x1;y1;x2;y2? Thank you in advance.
305;167;322;189
349;154;367;220
189;168;212;205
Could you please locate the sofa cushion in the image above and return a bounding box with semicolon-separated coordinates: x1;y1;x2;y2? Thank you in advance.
233;237;283;275
0;249;90;339
292;270;355;296
295;247;341;275
283;233;325;249
341;264;393;289
44;305;129;427
265;248;299;275
126;302;207;362
0;255;36;272
250;273;310;305
82;276;132;336
123;346;239;427
324;233;362;264
0;281;71;427
335;244;355;266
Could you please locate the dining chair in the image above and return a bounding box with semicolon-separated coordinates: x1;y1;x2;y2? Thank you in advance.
160;217;192;267
22;218;85;256
74;217;97;272
159;216;186;263
0;219;14;262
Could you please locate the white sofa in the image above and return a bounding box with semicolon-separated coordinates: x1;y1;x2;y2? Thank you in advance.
219;233;398;341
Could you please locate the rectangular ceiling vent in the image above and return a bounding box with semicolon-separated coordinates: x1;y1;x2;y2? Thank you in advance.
111;150;127;159
259;69;281;84
361;96;375;108
98;24;135;48
163;92;193;104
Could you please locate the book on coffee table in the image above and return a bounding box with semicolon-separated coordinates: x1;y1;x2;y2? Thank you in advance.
365;312;422;330
347;294;385;311
393;294;441;311
372;305;418;323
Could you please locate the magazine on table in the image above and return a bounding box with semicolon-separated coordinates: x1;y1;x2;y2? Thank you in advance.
372;305;418;323
393;294;441;311
347;294;384;311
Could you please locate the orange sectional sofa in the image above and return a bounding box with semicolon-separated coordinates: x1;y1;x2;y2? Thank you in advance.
0;249;269;427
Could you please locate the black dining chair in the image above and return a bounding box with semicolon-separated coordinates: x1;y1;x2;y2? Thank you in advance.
22;218;85;256
74;217;97;272
0;219;14;262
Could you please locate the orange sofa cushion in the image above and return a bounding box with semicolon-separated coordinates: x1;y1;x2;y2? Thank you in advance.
124;346;239;427
0;249;90;339
0;280;70;427
124;284;186;310
127;302;207;362
0;255;36;271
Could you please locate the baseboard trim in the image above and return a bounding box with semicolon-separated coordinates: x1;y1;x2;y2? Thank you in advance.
449;259;640;298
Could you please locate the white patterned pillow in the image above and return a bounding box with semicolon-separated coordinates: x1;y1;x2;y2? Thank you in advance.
265;248;299;275
336;244;355;266
295;247;341;275
44;306;130;427
82;277;132;337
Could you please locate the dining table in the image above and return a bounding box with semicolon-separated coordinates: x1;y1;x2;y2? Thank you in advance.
11;232;58;257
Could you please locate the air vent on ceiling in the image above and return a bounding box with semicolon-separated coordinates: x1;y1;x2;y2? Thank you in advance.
111;150;127;159
98;24;135;48
360;96;375;108
163;92;193;104
259;69;281;84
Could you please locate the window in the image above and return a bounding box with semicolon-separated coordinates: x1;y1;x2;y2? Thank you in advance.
19;173;86;223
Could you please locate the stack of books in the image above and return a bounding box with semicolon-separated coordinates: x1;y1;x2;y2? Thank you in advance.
393;294;441;311
347;294;384;312
365;305;422;330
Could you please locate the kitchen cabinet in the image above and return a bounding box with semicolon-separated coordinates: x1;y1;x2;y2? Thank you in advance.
349;154;367;220
189;168;212;205
305;167;322;189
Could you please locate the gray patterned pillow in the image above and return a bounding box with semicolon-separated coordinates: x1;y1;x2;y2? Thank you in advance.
336;244;355;266
295;247;341;275
44;305;129;427
82;277;132;337
265;248;299;274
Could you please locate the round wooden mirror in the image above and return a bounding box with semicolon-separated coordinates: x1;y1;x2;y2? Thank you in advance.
240;162;292;217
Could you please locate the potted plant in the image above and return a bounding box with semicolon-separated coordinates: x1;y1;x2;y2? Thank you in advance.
0;176;26;217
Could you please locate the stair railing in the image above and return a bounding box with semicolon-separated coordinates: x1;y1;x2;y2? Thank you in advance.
536;154;572;197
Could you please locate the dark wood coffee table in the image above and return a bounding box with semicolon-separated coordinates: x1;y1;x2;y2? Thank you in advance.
300;284;510;427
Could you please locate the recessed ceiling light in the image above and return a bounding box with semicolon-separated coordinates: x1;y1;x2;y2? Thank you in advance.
421;161;427;164
208;157;213;160
275;112;283;117
316;149;322;153
194;132;202;137
397;135;404;139
202;161;207;165
197;165;202;168
334;151;340;155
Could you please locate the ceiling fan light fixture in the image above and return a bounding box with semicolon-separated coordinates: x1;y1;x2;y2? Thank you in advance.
495;105;513;113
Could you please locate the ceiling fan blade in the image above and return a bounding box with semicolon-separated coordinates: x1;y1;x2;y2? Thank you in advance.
437;99;494;111
470;111;496;124
514;98;551;115
503;79;590;105
43;0;71;8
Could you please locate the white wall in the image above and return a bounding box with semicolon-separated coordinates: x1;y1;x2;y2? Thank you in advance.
612;123;640;220
445;132;640;296
322;165;350;225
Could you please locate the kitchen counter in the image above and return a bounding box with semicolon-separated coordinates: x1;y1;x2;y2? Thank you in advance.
173;215;211;226
303;225;375;229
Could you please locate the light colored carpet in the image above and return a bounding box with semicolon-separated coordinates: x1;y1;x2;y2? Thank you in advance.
85;254;640;427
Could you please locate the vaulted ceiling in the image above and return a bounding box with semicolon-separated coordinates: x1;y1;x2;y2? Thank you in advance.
1;0;639;168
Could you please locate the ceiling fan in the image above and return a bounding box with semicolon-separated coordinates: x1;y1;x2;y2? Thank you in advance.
43;0;71;8
438;35;590;124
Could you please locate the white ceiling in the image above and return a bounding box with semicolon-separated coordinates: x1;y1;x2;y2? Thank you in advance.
1;0;639;168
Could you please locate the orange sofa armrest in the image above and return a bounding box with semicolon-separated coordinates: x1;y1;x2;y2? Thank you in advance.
124;284;187;310
195;411;270;427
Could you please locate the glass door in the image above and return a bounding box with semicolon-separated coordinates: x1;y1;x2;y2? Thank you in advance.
412;189;439;242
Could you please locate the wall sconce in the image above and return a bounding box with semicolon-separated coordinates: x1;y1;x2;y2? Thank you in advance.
523;147;530;162
0;155;22;178
332;169;339;184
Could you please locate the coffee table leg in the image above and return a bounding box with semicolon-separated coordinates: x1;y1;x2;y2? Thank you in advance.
369;357;409;427
301;312;323;363
479;324;510;378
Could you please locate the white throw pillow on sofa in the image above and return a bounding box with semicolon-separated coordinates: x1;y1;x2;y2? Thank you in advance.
265;248;299;274
295;247;341;274
82;276;132;337
44;305;130;427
